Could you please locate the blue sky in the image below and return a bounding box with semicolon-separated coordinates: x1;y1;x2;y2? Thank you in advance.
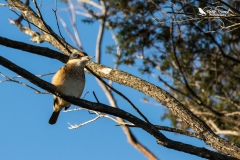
0;1;208;160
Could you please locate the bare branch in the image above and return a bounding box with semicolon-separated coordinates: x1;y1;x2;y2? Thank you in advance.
58;16;78;46
127;124;204;140
78;0;102;10
4;1;240;157
7;0;79;55
95;0;106;64
75;11;92;18
0;55;237;160
208;120;240;136
32;0;43;20
1;34;240;157
0;36;68;63
65;108;133;129
0;72;44;94
67;0;83;49
68;111;101;129
86;67;151;124
8;16;44;43
52;8;67;44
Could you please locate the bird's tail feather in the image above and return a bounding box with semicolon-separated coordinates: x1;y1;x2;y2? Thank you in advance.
49;111;60;125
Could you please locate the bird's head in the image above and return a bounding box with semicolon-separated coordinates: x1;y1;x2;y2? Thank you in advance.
68;52;94;67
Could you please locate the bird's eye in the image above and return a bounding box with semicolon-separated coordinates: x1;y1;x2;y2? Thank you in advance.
71;52;79;59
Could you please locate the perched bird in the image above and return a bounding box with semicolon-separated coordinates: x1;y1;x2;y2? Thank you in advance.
49;52;94;125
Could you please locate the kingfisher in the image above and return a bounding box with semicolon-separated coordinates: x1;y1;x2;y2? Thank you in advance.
49;52;94;125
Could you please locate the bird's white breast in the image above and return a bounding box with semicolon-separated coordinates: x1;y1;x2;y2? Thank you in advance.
62;77;85;98
52;63;86;98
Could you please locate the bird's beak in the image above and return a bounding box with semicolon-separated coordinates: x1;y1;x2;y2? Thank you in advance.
87;56;95;60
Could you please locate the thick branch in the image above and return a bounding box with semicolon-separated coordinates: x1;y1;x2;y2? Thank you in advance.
0;55;237;160
4;0;240;157
86;61;240;158
0;36;68;63
1;35;240;157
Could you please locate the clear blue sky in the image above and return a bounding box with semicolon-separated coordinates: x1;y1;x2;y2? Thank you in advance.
0;1;208;160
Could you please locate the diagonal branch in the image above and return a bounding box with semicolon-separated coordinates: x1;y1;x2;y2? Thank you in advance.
0;72;43;93
128;124;203;140
85;61;240;158
0;55;237;160
4;1;240;157
1;35;240;158
0;36;68;63
0;36;150;124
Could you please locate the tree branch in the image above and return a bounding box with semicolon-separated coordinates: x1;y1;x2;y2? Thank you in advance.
95;0;106;64
0;55;237;160
7;0;79;55
91;1;156;158
1;35;240;158
0;36;68;63
4;0;240;157
86;61;240;158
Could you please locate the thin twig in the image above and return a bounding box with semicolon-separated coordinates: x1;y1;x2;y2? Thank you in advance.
68;114;100;129
32;0;43;19
52;8;65;42
11;72;55;79
126;124;203;140
57;16;78;46
93;91;100;103
9;1;73;54
86;66;151;124
0;72;44;94
67;108;134;129
208;120;240;136
154;125;203;140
